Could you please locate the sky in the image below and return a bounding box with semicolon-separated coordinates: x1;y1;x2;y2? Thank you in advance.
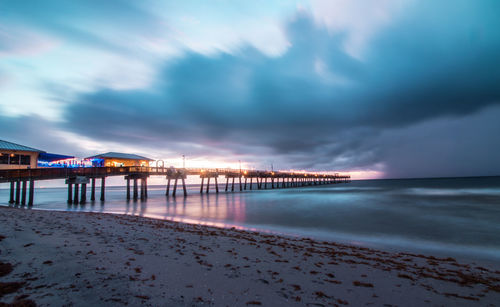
1;0;500;179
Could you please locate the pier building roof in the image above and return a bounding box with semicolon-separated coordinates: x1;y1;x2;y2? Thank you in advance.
86;152;153;161
0;139;45;152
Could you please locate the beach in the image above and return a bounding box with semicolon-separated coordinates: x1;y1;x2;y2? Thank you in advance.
0;206;499;306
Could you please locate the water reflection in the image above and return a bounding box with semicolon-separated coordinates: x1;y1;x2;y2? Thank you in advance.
2;178;500;259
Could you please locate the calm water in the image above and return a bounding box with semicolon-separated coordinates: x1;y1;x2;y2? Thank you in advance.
2;177;500;260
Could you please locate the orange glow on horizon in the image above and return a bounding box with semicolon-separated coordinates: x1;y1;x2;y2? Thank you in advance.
348;170;384;180
152;157;248;171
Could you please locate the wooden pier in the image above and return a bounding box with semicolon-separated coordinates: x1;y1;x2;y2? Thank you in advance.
0;167;350;205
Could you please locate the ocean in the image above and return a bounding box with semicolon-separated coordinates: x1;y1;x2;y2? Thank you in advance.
2;176;500;260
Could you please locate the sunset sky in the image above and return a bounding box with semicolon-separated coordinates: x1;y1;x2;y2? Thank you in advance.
1;0;499;179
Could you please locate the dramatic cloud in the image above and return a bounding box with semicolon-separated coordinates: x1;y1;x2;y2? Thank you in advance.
1;0;500;178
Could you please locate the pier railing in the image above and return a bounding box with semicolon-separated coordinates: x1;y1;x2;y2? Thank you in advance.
0;166;350;183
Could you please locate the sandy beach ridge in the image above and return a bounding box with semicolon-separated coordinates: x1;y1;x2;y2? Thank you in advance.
1;206;499;306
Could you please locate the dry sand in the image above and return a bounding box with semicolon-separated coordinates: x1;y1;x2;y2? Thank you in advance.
0;206;499;306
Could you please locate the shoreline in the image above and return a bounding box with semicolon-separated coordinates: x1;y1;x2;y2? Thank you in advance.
1;206;499;306
4;204;500;265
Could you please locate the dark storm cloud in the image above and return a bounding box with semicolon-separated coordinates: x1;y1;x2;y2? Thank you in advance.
60;1;500;176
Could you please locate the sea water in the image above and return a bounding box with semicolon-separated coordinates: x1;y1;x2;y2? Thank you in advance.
1;177;500;260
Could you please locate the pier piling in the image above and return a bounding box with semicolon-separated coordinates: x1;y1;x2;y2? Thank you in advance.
81;183;87;203
126;178;130;200
173;178;178;197
28;180;34;206
73;183;79;204
21;180;27;205
91;178;96;201
133;179;138;200
15;180;20;204
67;183;73;204
100;177;105;201
182;178;187;197
9;181;14;204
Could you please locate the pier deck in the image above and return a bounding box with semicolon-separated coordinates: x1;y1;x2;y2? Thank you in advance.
0;166;350;205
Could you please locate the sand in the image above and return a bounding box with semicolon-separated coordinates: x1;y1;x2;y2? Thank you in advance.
0;206;499;306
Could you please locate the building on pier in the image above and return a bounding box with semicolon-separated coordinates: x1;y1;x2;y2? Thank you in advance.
86;152;153;167
37;152;78;168
0;139;45;170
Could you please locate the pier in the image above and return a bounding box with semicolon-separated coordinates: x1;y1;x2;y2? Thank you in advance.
0;166;350;205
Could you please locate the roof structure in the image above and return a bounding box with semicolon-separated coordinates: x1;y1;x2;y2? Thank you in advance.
0;139;45;153
87;152;153;161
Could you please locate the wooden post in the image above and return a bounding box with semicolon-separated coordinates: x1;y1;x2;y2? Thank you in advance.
67;183;73;204
81;183;87;203
166;178;171;196
225;177;229;192
239;177;242;191
91;178;96;201
144;177;148;198
173;178;178;197
249;178;253;190
182;178;187;197
257;178;261;190
9;181;14;204
215;177;219;193
271;178;274;189
133;178;138;200
140;178;145;200
231;177;235;192
15;180;20;204
74;183;79;204
200;177;204;194
100;177;105;201
28;180;34;206
206;177;210;194
244;177;247;190
21;180;27;205
126;178;130;200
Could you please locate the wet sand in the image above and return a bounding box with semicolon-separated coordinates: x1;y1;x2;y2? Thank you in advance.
0;206;499;306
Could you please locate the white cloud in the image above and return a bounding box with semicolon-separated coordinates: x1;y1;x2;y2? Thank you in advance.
0;23;59;57
309;0;412;58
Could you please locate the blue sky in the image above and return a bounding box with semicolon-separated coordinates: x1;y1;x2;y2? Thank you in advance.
1;0;500;178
